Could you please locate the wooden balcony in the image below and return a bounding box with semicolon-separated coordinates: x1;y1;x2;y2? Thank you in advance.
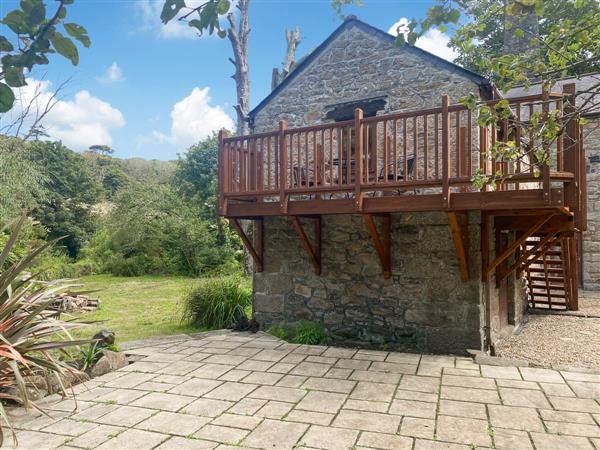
218;89;585;228
218;86;586;312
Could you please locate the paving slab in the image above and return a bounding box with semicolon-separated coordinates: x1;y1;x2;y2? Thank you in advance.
95;428;169;449
65;424;126;448
302;425;359;450
6;331;600;450
181;398;235;417
154;436;218;449
242;419;308;449
296;391;347;414
135;411;209;435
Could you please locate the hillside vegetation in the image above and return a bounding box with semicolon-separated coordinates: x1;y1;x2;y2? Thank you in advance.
0;134;243;279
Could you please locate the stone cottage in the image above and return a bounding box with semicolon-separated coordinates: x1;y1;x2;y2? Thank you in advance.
218;17;589;354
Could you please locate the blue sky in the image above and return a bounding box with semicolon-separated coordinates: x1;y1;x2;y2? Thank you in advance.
1;0;455;160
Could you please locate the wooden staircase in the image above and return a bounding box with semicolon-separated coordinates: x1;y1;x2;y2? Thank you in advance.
523;235;578;310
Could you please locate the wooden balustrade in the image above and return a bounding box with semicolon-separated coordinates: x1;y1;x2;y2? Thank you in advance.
218;87;583;218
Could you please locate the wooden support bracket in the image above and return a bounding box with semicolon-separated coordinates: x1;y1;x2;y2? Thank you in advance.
448;211;469;281
230;218;264;272
291;216;321;275
363;213;391;279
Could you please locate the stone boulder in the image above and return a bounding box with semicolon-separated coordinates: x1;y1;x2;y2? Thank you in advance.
47;370;90;394
90;350;128;378
93;329;116;346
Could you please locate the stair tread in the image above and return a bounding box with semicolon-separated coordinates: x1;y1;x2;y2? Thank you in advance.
529;276;564;282
528;268;563;273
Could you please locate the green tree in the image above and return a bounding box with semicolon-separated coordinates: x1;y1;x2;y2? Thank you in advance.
417;0;600;84
85;182;240;276
174;134;218;214
26;140;100;257
102;165;129;197
89;144;114;155
0;0;90;112
173;134;231;247
0;136;48;221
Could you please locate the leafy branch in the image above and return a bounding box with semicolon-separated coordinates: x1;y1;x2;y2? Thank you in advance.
0;0;91;113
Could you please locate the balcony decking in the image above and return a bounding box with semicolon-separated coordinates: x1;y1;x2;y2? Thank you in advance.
218;90;585;228
217;87;585;311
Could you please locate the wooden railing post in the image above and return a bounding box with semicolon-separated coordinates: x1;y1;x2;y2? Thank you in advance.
355;108;364;211
278;120;288;212
562;83;581;226
218;129;229;215
459;125;468;192
442;95;451;208
542;88;551;204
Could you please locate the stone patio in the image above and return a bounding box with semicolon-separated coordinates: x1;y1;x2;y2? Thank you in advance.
5;331;600;449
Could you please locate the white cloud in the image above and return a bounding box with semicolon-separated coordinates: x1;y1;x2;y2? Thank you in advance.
134;0;232;40
170;87;234;145
138;87;234;150
7;79;125;150
388;18;458;62
97;62;125;84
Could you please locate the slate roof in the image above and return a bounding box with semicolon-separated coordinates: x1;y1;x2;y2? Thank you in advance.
249;17;487;119
503;73;600;117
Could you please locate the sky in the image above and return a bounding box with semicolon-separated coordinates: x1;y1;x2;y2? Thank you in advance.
1;0;457;160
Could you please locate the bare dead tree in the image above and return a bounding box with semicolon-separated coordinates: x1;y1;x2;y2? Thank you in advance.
0;77;70;143
227;0;251;135
272;27;302;90
282;27;301;76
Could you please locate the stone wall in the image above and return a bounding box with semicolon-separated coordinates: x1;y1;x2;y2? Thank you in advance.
583;119;600;290
253;212;483;354
248;20;530;354
252;22;482;132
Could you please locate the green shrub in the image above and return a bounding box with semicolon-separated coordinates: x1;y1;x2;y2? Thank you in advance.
292;321;327;345
267;325;288;340
182;275;251;329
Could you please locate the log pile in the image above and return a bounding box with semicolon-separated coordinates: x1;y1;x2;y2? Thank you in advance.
51;294;100;313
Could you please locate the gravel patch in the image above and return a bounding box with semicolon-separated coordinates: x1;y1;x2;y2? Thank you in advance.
496;291;600;370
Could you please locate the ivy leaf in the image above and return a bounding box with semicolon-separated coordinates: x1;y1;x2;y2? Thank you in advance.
4;66;27;87
64;23;91;48
161;0;185;23
0;35;14;52
50;31;79;65
2;10;30;34
0;82;15;113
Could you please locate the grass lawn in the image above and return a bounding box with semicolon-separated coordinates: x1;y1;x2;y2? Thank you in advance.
73;275;204;343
